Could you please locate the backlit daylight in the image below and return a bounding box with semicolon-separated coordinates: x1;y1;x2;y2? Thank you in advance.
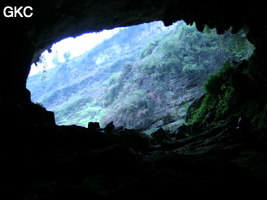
29;28;122;76
4;1;267;198
27;20;254;133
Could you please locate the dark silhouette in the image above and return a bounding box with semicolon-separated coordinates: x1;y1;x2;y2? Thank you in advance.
88;122;100;129
104;121;115;132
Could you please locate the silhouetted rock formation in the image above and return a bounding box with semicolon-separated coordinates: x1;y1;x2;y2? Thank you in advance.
88;122;101;129
104;121;115;132
1;119;267;199
1;0;267;199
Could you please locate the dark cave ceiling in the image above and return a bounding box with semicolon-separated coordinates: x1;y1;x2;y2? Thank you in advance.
2;0;264;63
1;0;267;97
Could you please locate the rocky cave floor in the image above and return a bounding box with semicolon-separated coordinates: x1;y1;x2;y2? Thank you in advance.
1;120;267;199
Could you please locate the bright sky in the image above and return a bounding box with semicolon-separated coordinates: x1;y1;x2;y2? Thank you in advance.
29;27;122;76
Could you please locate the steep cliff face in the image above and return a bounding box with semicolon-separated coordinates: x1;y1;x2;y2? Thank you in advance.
27;21;253;131
1;0;267;128
27;21;179;127
2;1;267;199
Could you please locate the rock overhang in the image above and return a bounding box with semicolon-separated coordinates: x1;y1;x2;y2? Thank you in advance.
1;0;267;122
3;0;262;64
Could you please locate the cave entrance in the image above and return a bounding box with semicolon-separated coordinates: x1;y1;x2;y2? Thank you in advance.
26;20;254;133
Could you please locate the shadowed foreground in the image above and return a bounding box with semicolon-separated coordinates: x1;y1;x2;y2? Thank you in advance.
1;119;267;199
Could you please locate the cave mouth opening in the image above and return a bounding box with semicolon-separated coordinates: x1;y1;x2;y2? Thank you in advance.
26;20;255;133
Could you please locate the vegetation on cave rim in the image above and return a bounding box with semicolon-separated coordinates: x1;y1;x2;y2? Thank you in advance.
27;21;254;130
186;56;267;132
97;22;254;130
186;63;238;125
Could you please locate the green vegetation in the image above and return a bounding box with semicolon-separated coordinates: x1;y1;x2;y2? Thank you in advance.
187;64;237;125
140;40;159;59
100;22;253;129
139;23;254;77
27;21;254;130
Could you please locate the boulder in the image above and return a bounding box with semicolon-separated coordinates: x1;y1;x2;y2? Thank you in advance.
151;128;171;144
88;122;101;129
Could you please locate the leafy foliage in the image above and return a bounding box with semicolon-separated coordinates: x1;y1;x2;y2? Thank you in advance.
135;23;242;87
187;64;237;124
140;40;159;59
27;21;254;129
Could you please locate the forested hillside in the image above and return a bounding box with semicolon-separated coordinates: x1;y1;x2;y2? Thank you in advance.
27;21;254;132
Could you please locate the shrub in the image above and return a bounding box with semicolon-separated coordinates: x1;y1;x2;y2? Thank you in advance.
140;40;159;59
203;64;235;96
188;64;237;124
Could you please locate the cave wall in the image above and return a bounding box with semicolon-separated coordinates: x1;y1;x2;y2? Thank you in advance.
1;0;267;124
